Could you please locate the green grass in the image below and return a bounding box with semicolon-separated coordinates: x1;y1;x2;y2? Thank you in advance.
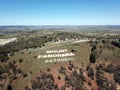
9;41;91;90
9;41;120;90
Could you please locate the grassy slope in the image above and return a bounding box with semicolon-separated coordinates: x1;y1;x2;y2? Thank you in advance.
9;41;120;90
9;41;91;90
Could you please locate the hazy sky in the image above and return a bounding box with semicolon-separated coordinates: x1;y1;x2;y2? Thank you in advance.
0;0;120;25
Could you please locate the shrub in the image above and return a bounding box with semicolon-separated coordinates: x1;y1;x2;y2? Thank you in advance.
58;76;61;80
19;58;23;63
46;67;50;72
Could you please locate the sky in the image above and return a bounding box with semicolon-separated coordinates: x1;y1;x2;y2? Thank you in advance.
0;0;120;25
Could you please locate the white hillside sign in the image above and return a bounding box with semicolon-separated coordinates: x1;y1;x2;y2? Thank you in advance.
38;49;75;63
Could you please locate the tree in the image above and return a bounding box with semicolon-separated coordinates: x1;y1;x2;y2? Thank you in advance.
19;58;23;63
71;49;77;52
61;86;66;90
58;76;61;80
7;85;12;90
91;45;96;51
46;67;50;72
118;39;120;43
113;71;120;84
0;64;6;74
31;73;58;90
59;66;66;74
102;40;106;44
86;66;94;79
89;53;96;63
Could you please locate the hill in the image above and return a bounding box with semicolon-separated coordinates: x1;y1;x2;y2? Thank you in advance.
0;28;120;90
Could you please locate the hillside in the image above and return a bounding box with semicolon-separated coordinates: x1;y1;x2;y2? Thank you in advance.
0;28;120;90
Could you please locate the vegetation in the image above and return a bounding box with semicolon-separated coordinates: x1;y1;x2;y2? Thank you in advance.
31;73;58;90
0;27;120;90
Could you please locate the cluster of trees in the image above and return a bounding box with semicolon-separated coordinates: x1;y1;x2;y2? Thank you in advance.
0;64;6;75
95;63;120;90
0;35;53;62
0;47;10;62
27;62;120;90
58;66;66;75
67;61;75;71
111;41;120;48
29;62;87;90
53;32;85;42
64;69;86;90
89;44;97;63
96;69;117;90
104;64;120;84
0;31;55;89
29;73;58;90
86;65;94;80
89;38;115;63
59;62;119;90
0;60;23;89
59;62;86;90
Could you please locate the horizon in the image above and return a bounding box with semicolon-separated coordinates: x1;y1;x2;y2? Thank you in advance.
0;24;120;26
0;24;120;27
0;0;120;25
